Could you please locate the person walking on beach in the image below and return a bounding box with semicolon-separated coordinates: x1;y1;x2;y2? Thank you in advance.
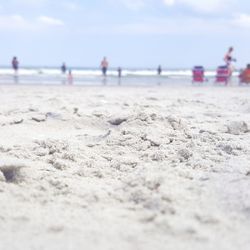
101;57;109;77
12;57;19;72
224;47;236;76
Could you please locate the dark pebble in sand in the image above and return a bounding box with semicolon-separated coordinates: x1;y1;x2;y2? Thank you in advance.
32;115;46;122
108;118;127;126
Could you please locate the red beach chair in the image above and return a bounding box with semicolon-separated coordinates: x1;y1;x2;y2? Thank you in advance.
215;66;230;85
192;66;205;83
239;64;250;84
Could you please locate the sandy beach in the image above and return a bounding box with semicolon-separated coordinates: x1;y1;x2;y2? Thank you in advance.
0;84;250;250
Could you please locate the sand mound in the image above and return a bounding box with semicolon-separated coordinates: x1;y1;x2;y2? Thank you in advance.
226;121;249;135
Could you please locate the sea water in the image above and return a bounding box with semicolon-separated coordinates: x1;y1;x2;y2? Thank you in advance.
0;67;240;86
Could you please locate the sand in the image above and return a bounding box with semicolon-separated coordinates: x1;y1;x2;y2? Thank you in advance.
0;84;250;250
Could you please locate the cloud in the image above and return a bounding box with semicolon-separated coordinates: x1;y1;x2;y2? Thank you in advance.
9;0;48;6
80;16;230;36
63;2;78;11
0;14;64;31
163;0;175;6
112;0;236;13
0;15;33;30
163;0;235;13
118;17;229;35
113;0;147;10
38;16;64;26
232;13;250;28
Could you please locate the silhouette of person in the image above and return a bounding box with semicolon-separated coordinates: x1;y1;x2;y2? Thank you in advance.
157;65;162;75
118;67;122;78
101;57;109;76
61;63;67;74
68;70;73;85
12;57;19;72
224;47;236;76
12;57;19;83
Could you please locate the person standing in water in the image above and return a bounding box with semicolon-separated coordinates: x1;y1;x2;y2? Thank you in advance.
118;67;122;78
12;57;19;72
61;63;67;74
157;65;162;75
101;57;109;77
12;57;19;83
60;63;67;84
68;69;73;85
117;67;122;86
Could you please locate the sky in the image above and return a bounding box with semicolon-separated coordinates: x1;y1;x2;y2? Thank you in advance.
0;0;250;68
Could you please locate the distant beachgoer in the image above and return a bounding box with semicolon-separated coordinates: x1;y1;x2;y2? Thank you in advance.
224;47;236;76
68;70;73;85
157;65;162;75
118;67;122;78
224;47;236;65
12;57;19;83
61;63;67;74
239;64;250;84
101;57;109;76
12;57;19;72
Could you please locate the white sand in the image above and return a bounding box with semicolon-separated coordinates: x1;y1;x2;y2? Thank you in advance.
0;84;250;250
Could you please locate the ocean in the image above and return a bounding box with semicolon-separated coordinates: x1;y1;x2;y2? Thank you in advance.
0;67;240;86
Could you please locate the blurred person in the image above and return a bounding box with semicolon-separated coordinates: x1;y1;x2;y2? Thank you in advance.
118;67;122;78
101;57;109;76
224;47;236;76
12;56;19;83
157;65;162;75
61;63;67;74
239;64;250;84
12;57;19;72
68;69;73;85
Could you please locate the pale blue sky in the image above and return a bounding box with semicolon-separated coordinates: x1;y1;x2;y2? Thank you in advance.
0;0;250;68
